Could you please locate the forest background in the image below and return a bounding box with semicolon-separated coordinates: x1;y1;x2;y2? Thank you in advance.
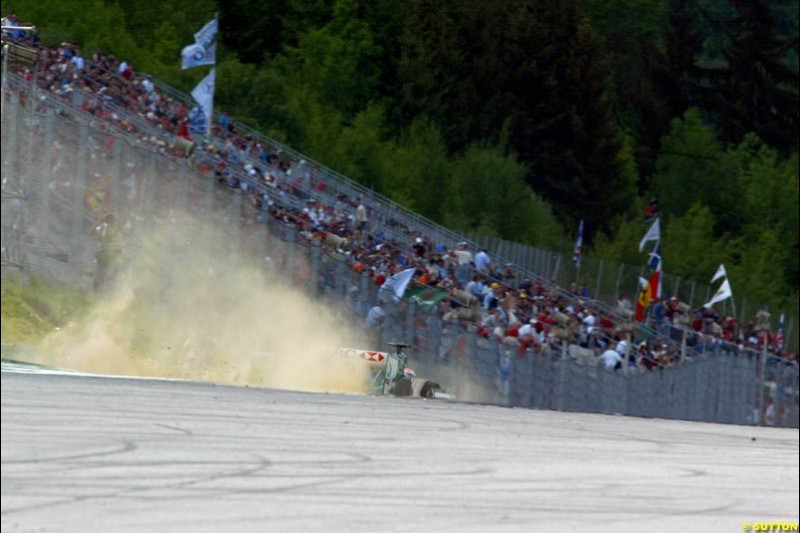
4;0;799;318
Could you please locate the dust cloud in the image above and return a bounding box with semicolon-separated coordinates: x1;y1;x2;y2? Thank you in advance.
38;212;373;394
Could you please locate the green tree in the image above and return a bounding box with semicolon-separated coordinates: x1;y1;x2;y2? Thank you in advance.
653;108;742;233
661;203;725;281
692;0;799;152
503;1;636;240
283;0;382;117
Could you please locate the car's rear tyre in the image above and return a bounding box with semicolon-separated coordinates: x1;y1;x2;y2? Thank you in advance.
394;376;413;397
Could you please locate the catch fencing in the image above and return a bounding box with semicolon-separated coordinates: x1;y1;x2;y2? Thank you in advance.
466;233;799;353
1;70;797;429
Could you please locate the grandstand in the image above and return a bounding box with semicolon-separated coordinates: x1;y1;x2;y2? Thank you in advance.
1;29;797;427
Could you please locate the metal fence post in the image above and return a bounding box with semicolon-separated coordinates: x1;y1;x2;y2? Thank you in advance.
310;238;321;294
2;92;19;182
557;342;568;411
38;107;55;256
596;259;605;301
111;137;123;214
612;262;622;303
758;337;768;426
70;122;89;284
231;190;243;254
405;302;416;349
359;270;370;317
178;161;190;214
336;256;347;297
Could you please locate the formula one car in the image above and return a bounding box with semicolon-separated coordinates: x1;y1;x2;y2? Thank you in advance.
333;342;453;399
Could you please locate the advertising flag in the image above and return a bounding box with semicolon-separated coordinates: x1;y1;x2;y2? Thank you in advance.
181;17;218;69
704;279;733;308
191;68;215;131
639;218;660;252
379;268;416;301
776;313;785;350
572;219;584;268
711;264;727;283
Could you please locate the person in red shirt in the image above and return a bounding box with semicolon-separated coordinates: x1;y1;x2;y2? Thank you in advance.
178;117;190;140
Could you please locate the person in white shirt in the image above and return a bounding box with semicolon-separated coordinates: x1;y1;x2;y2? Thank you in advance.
518;319;537;338
465;275;487;299
70;54;84;70
616;339;629;359
475;249;491;272
600;348;622;370
355;200;368;231
582;310;596;332
142;75;154;94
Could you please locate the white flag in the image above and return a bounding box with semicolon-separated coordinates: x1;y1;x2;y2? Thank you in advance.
191;68;215;132
181;17;217;69
711;263;727;283
704;279;733;308
639;217;660;252
379;268;415;301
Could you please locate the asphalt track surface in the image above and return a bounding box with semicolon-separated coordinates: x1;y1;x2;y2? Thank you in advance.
2;369;798;533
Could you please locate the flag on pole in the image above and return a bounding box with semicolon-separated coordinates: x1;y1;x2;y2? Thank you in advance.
188;105;207;135
191;68;215;133
776;313;785;350
643;195;659;225
636;276;653;322
647;242;661;271
704;278;733;308
711;264;727;283
379;268;416;301
572;219;584;268
639;217;660;252
181;17;218;69
650;265;662;300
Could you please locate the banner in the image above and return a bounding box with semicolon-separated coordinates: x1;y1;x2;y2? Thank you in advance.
191;68;215;132
402;286;449;313
181;17;217;69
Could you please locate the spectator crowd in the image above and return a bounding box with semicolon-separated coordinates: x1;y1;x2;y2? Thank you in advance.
2;17;796;375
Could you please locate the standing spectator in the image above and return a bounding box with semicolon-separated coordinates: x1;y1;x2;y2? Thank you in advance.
475;248;491;272
356;199;368;232
141;74;154;94
70;50;84;70
118;59;133;80
219;110;231;132
412;237;426;258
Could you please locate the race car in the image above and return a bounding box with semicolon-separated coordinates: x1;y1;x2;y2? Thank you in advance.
332;342;453;399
